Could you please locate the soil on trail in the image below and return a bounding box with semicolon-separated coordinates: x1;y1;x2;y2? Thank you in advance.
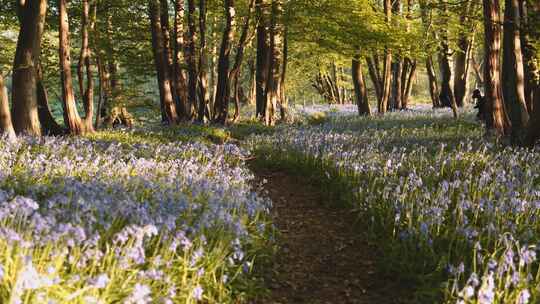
252;167;409;304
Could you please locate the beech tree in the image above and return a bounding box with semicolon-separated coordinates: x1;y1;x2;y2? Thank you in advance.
483;0;511;135
149;0;178;125
11;0;47;136
502;0;529;138
214;0;236;124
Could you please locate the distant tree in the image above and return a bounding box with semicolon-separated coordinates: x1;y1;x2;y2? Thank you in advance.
0;73;15;138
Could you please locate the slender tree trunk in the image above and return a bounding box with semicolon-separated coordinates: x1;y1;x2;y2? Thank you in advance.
173;0;189;119
248;59;257;105
95;55;104;129
503;0;529;139
380;0;392;114
77;0;94;132
0;74;15;138
230;0;256;123
12;0;47;136
402;59;417;109
454;0;474;107
186;0;198;119
149;0;178;125
391;59;403;110
525;2;540;145
256;0;270;118
279;27;288;121
472;56;485;86
439;50;458;118
426;56;440;108
483;0;511;135
439;0;458;118
352;57;371;116
264;0;283;126
197;0;211;122
214;0;236;124
59;0;85;134
366;56;383;102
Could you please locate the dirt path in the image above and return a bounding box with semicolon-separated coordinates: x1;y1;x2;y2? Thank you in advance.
252;167;408;304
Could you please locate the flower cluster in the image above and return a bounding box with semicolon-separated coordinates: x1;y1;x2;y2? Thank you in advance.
0;134;271;303
249;104;540;303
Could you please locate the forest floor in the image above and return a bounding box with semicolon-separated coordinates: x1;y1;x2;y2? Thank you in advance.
251;165;410;304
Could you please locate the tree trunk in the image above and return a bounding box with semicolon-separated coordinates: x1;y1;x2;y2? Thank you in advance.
186;0;198;119
214;0;236;124
255;0;270;119
379;0;392;114
0;74;15;138
36;64;65;135
391;59;403;110
352;57;371;116
366;56;383;103
483;0;511;135
402;58;417;109
173;0;189;119
426;56;440;108
77;0;95;133
264;0;283;126
503;0;529;139
59;0;85;135
149;0;178;125
248;59;257;105
197;0;211;122
439;0;459;118
519;0;535;112
453;0;474;107
439;50;459;118
230;0;256;123
12;0;47;136
524;2;540;145
279;27;288;121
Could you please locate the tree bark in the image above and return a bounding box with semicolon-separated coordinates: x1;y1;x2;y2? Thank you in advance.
483;0;511;135
503;0;529;139
279;27;288;121
379;0;392;114
366;56;383;103
11;0;47;136
519;0;534;112
173;0;189;119
402;58;417;109
36;64;64;135
59;0;85;135
197;0;211;122
255;0;270;119
391;59;403;110
230;0;256;123
426;56;440;108
186;0;198;119
263;0;283;126
453;0;474;107
439;0;459;118
352;57;371;116
0;74;15;138
77;0;95;133
149;0;178;125
214;0;236;124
